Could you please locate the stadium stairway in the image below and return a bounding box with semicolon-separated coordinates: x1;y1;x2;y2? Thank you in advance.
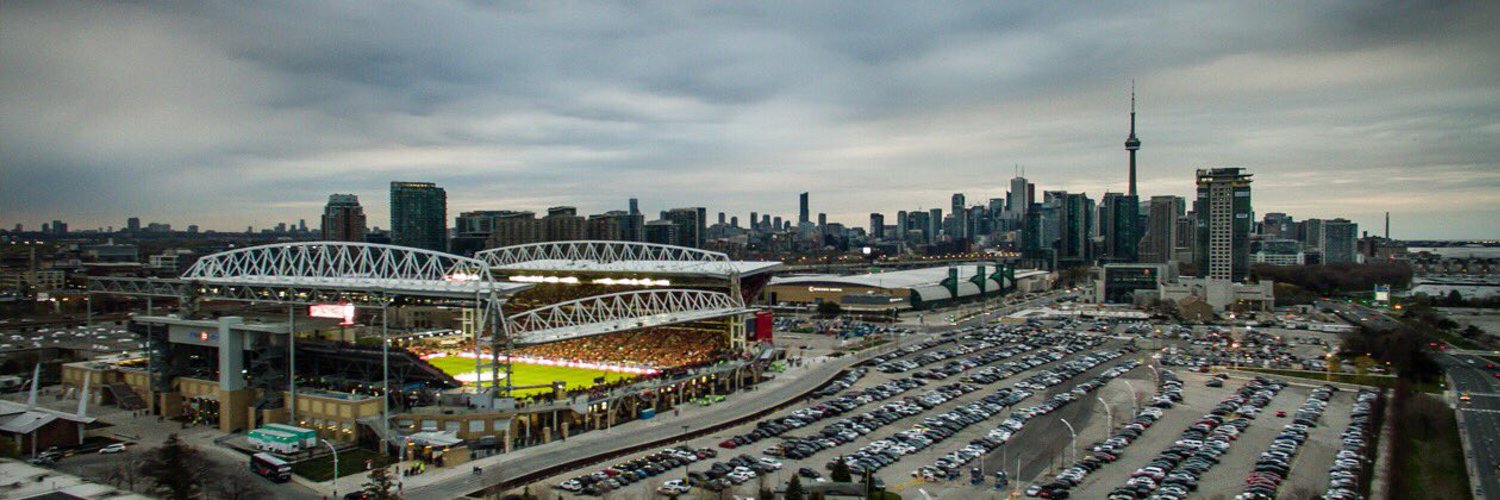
105;382;147;410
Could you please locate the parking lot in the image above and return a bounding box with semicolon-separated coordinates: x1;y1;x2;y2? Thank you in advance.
519;318;1378;500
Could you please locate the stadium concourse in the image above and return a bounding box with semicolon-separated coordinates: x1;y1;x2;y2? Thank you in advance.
73;240;792;488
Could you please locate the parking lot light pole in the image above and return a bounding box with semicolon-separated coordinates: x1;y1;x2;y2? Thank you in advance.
1058;418;1077;465
321;439;340;500
1097;395;1112;432
1121;380;1140;417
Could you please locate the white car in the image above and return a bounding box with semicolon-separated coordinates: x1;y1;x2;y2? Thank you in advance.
657;479;692;495
98;443;127;454
758;457;783;470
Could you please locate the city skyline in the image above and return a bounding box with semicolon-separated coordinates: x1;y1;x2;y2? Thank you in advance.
3;2;1498;238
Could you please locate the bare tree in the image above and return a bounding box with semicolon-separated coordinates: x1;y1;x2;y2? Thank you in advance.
102;450;146;493
210;463;268;500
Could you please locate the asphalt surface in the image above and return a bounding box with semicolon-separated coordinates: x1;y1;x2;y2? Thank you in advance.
1444;352;1500;500
1317;300;1403;333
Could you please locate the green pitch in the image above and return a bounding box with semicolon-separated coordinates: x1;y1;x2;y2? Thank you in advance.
425;355;635;397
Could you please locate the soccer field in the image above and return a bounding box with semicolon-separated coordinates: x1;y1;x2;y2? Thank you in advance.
425;355;634;397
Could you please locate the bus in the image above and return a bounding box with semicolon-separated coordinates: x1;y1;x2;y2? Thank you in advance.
250;452;291;483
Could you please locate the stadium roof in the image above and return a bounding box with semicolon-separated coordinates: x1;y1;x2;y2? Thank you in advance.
496;259;783;279
179;242;532;300
477;241;783;279
769;264;1047;290
192;275;531;298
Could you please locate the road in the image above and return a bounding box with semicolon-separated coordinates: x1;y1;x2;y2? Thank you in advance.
1317;300;1403;333
1443;352;1500;500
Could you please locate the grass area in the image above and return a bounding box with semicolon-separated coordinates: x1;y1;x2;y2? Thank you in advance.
1392;393;1471;499
425;355;634;397
1236;367;1445;393
292;448;395;482
1435;329;1484;350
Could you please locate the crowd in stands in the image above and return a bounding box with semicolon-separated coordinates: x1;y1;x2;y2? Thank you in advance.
513;326;729;370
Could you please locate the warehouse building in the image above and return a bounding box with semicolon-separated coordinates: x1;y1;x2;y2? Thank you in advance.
760;264;1053;312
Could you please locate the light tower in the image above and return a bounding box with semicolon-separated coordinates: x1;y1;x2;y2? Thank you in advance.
1125;82;1142;197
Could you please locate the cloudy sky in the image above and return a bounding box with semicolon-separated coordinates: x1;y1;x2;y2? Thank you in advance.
3;1;1498;239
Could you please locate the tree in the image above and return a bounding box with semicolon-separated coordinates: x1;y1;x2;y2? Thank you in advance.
830;457;852;483
816;301;843;318
210;463;266;500
786;475;805;500
362;465;401;500
759;487;776;500
1462;325;1485;339
138;434;208;500
103;451;146;493
0;436;19;459
1440;289;1464;306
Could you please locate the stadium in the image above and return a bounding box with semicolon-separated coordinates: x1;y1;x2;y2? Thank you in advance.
72;240;784;461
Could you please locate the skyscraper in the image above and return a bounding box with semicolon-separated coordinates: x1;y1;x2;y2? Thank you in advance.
950;194;968;240
628;198;640;215
1320;218;1359;264
321;194;367;242
1124;84;1142;197
928;208;942;240
1194;168;1253;282
1056;193;1095;268
750;211;758;231
798;192;810;224
895;210;908;242
390;181;448;251
909;211;931;244
662;207;705;248
1006;176;1033;221
1100;192;1139;263
1140;195;1185;264
817;213;827;230
126;217;141;233
869;213;885;240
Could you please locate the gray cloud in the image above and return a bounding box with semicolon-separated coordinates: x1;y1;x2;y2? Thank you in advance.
2;1;1497;239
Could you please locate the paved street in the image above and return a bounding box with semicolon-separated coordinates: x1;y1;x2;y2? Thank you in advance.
1444;352;1500;500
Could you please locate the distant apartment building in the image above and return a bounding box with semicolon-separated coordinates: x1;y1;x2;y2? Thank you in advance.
1140;195;1184;264
320;194;367;242
1319;218;1359;264
389;181;447;251
1193;168;1253;282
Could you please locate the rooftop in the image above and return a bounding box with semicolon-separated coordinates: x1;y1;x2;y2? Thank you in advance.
0;459;152;500
769;264;1046;290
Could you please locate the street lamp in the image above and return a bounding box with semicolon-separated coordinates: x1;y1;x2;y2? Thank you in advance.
1120;380;1140;417
321;439;340;499
1097;395;1113;432
1058;418;1078;465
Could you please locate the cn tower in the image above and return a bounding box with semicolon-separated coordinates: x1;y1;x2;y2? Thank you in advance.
1125;83;1141;197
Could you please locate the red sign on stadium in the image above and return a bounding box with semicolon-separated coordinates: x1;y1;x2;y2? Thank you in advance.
309;303;356;326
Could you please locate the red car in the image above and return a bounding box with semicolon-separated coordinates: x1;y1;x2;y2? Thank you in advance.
1486;363;1496;369
719;440;738;449
1276;410;1287;418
